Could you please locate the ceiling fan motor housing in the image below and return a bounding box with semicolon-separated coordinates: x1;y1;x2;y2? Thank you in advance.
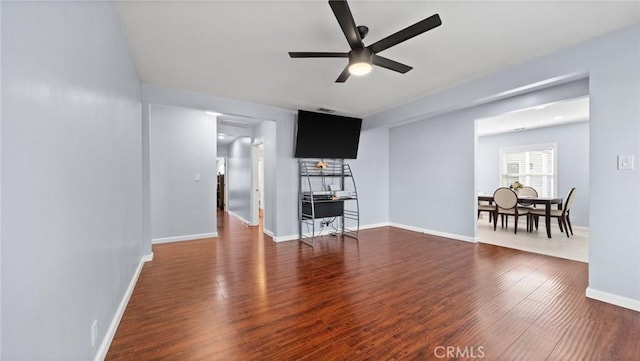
349;47;373;65
357;25;369;40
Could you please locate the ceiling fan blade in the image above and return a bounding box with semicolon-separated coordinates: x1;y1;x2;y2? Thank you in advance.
329;0;364;50
372;55;413;74
289;52;349;58
335;65;351;83
368;14;442;54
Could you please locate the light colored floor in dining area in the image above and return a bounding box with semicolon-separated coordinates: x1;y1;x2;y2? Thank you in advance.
477;215;589;263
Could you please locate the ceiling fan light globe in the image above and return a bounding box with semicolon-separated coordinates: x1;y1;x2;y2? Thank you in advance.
348;62;372;76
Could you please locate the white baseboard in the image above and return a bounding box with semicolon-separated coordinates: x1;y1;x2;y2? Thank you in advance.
152;232;218;244
273;234;299;242
272;222;392;243
263;229;275;238
389;222;476;243
273;228;346;243
94;252;152;361
228;211;252;225
586;287;640;312
273;230;335;243
359;222;391;230
141;252;154;262
273;222;474;244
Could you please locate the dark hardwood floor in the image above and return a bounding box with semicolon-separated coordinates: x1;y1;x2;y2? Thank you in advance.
106;212;640;360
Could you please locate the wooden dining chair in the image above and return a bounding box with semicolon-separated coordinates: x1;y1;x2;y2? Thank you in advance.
518;186;538;201
529;188;576;237
493;187;530;234
478;200;495;223
518;186;543;227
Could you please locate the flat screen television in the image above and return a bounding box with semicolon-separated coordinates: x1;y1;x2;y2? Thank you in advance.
294;110;362;159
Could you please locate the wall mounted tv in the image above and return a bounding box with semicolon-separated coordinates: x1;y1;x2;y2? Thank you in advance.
294;110;362;159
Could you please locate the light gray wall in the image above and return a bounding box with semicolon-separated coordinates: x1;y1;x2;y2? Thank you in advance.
141;84;297;246
253;121;277;234
0;2;4;356
390;111;476;238
477;121;590;227
349;127;390;226
586;25;640;303
149;104;217;240
217;143;229;158
374;23;640;304
2;2;142;360
227;137;253;222
275;115;299;238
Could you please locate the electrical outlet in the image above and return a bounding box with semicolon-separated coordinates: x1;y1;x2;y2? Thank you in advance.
91;320;98;347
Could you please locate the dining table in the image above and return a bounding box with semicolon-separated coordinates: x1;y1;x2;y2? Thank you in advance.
478;194;564;238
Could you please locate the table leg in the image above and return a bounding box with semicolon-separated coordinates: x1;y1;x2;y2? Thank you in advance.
545;201;552;238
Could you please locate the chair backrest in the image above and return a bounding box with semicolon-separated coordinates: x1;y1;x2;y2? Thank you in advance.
519;186;538;198
564;188;577;213
493;187;518;209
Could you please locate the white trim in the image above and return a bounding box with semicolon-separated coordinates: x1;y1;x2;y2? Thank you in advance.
263;229;275;238
389;223;477;243
272;234;299;243
152;232;218;244
271;222;392;243
275;228;334;242
141;252;154;262
228;210;251;225
586;287;640;312
273;223;476;243
359;222;391;230
269;229;332;243
94;252;152;361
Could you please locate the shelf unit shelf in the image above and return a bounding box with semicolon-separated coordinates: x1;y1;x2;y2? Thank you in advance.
298;159;360;247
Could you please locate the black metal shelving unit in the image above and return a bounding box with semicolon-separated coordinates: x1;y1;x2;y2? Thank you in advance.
298;159;359;247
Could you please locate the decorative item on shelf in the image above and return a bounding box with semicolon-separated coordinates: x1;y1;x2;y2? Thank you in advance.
510;181;524;193
316;161;328;169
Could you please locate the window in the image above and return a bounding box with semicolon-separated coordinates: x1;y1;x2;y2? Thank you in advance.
500;143;556;197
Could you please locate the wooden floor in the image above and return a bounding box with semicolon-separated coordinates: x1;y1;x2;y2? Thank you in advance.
106;212;640;360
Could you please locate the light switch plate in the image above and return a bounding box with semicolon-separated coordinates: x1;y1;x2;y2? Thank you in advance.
617;155;634;170
194;173;201;182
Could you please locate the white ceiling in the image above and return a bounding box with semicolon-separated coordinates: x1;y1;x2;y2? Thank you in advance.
477;96;589;136
115;1;639;118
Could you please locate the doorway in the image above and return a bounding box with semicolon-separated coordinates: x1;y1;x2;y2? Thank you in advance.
216;157;226;211
251;142;265;226
474;96;589;262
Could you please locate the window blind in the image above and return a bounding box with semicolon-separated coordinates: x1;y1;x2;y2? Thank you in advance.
500;144;556;197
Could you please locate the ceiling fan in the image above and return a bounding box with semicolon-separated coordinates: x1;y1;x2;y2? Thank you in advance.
289;0;442;83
